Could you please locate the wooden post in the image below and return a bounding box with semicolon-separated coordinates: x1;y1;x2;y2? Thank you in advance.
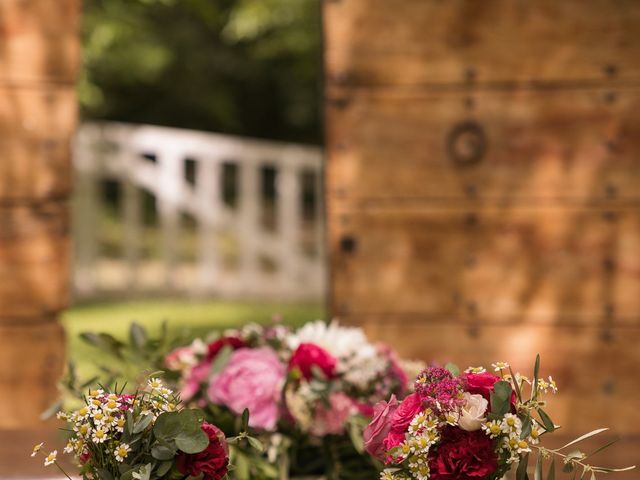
0;0;79;433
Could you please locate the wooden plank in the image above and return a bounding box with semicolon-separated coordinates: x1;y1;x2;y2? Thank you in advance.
330;206;640;322
0;321;65;428
0;0;80;85
0;86;76;201
0;203;69;318
324;0;640;87
326;87;640;204
353;322;640;435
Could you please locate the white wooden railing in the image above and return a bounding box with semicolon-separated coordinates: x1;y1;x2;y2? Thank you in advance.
72;122;325;300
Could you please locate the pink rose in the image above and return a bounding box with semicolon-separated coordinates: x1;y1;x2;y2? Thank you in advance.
208;347;285;431
165;346;195;371
383;430;406;454
364;395;399;460
379;344;409;393
288;343;337;380
309;392;357;436
390;392;423;434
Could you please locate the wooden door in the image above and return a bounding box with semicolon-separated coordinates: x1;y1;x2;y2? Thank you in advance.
324;0;640;469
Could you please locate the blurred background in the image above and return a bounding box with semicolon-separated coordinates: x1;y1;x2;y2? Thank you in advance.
1;0;639;476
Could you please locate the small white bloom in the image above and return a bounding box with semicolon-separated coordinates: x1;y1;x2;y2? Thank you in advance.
148;378;163;390
492;362;510;372
458;393;488;431
114;443;131;462
31;442;44;457
501;413;522;435
548;376;558;393
482;420;503;438
92;427;108;443
44;450;57;466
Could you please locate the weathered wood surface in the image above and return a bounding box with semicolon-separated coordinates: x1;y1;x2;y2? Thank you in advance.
0;322;65;428
0;203;69;318
324;0;640;87
0;0;80;85
324;1;640;472
326;88;640;204
0;87;76;201
330;207;640;321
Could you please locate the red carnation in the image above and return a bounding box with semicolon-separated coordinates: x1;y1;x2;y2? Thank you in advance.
206;337;246;361
429;427;498;480
176;423;229;480
288;343;337;380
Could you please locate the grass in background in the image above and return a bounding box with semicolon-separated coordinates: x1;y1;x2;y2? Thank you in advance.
62;299;325;379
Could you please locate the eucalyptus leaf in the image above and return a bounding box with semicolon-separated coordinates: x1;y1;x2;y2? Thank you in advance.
133;413;154;434
490;381;512;417
176;428;209;454
97;468;114;480
520;416;532;439
247;436;265;452
156;460;173;477
210;345;233;376
151;444;176;461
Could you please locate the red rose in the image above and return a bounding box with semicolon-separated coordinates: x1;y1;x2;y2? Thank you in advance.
363;395;399;460
288;343;337;380
390;392;423;434
463;372;516;411
206;337;246;361
177;423;229;480
429;427;498;480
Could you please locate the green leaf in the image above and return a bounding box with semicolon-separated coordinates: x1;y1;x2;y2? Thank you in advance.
97;469;114;480
509;365;523;402
156;460;173;477
537;408;555;432
133;413;154;434
210;345;233;376
534;453;543;480
558;429;609;450
348;420;365;454
246;436;264;452
444;362;460;376
547;458;556;480
587;438;619;458
516;453;530;480
490;381;513;417
520;415;532;440
241;408;250;432
40;400;63;421
563;461;575;473
176;428;209;454
151;444;176;460
532;354;541;399
130;323;148;350
79;332;125;359
153;412;183;439
132;463;151;480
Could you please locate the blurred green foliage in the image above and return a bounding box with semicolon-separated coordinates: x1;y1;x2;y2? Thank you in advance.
80;0;322;143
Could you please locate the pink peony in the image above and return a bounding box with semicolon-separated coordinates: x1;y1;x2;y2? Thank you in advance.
288;343;337;380
309;392;357;437
363;395;399;460
181;361;211;402
208;347;285;431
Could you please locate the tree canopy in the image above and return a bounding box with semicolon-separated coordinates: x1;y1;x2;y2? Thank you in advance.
81;0;322;143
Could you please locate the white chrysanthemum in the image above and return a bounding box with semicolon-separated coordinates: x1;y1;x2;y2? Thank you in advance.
92;427;108;444
501;413;522;435
288;320;387;388
482;420;503;438
492;361;510;371
464;366;486;374
31;442;44;457
114;416;126;433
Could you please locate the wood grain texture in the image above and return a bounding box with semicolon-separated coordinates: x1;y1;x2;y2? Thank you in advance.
0;0;80;85
0;322;65;428
324;0;640;87
357;322;640;435
326;87;640;204
330;206;640;322
0;203;69;318
0;87;76;201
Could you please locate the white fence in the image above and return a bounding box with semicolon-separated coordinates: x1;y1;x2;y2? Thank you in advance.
72;122;325;301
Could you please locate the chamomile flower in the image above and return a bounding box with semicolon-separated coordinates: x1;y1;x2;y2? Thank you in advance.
444;411;459;426
492;362;510;372
148;378;163;390
547;376;558;393
91;410;106;423
74;423;92;437
92;427;108;444
44;450;57;466
482;420;503;438
31;442;44;457
501;413;522;435
114;416;126;433
464;366;486;374
75;406;90;420
113;443;131;462
56;411;68;421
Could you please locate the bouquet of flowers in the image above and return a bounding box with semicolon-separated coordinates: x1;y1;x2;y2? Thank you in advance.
32;377;231;480
363;356;635;480
165;320;421;479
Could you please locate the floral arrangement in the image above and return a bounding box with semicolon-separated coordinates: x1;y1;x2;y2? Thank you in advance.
32;377;232;480
363;356;635;480
164;320;422;478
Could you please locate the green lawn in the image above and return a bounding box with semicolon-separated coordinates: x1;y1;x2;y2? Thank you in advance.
62;299;325;379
